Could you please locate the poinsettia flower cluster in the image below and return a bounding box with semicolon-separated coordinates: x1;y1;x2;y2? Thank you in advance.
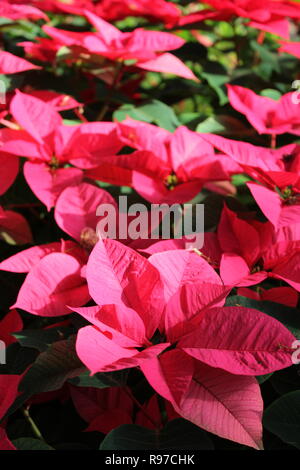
20;10;197;81
0;90;122;209
180;0;300;38
29;0;181;27
71;237;295;449
227;85;300;136
87;119;238;203
0;0;48;21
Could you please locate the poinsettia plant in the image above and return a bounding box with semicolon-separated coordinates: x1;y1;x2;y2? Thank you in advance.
0;0;300;453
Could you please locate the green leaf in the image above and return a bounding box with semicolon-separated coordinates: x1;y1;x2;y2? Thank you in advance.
0;18;14;26
14;327;73;352
1;20;41;40
226;296;300;338
0;342;38;375
12;438;54;450
113;100;180;132
0;74;12;92
250;40;280;80
196;116;226;134
270;365;300;395
56;46;72;61
196;115;251;135
201;72;228;105
100;419;214;450
197;61;228;105
256;373;273;384
18;336;85;396
69;369;129;389
260;89;282;100
2;337;85;422
178;112;200;125
231;174;251;186
264;391;300;449
216;22;235;38
63;119;81;126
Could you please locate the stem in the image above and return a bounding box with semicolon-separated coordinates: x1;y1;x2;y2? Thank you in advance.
257;31;266;45
97;62;123;121
22;406;45;441
124;387;160;429
74;107;88;123
271;133;277;149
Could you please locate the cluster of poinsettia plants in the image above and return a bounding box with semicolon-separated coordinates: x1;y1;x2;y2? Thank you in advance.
1;0;300;452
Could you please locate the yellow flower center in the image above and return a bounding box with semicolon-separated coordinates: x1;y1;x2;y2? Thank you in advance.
164;173;179;191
